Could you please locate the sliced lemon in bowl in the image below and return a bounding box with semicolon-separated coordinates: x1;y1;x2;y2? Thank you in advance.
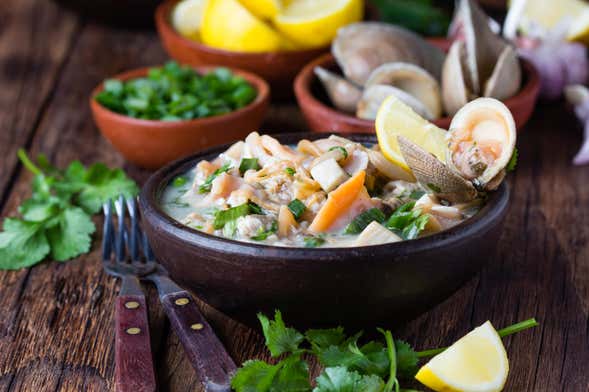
172;0;207;40
568;9;589;43
201;0;289;52
273;0;364;49
375;94;448;173
416;321;509;392
240;0;283;19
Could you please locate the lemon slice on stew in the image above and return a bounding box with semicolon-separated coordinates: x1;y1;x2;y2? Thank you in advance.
415;321;509;392
375;94;447;172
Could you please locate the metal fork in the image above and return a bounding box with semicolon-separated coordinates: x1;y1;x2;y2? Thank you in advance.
103;197;157;392
107;196;237;392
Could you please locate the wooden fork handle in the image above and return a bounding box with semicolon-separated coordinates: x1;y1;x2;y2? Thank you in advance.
161;291;236;392
115;293;157;392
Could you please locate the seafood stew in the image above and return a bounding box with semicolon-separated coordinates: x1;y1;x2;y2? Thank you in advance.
162;98;516;248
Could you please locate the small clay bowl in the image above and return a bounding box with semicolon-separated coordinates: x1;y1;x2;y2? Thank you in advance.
155;0;327;99
90;66;269;169
139;132;510;329
294;52;540;134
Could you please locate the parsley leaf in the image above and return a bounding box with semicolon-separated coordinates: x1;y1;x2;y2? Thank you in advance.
231;355;311;392
395;340;419;379
386;202;429;240
0;150;138;270
313;367;384;392
46;207;95;261
258;310;305;357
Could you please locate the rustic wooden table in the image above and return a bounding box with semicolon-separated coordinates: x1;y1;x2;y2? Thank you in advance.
1;1;589;391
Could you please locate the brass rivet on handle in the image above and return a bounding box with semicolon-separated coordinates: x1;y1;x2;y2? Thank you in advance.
126;327;141;335
175;298;190;306
191;323;204;331
125;301;140;309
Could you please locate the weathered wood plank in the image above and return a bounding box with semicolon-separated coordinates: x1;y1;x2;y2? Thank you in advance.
0;0;79;205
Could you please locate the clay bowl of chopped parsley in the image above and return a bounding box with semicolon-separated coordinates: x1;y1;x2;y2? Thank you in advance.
90;62;269;169
138;132;510;329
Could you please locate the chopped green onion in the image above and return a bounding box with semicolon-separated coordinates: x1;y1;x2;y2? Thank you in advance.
385;201;429;240
172;176;188;187
344;208;386;234
328;146;348;159
304;235;325;248
213;203;251;229
287;199;306;220
199;163;231;194
285;167;296;176
248;201;264;215
251;221;278;241
409;190;426;200
239;158;260;174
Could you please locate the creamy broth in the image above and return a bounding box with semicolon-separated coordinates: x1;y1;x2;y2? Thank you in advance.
161;133;481;248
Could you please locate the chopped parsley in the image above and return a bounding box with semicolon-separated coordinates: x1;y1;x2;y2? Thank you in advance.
328;146;348;159
287;199;306;220
239;158;260;174
285;167;296;176
344;208;386;234
198;163;231;193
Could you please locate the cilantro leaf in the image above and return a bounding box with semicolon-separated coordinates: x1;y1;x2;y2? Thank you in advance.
0;219;50;270
231;355;311;392
66;162;139;214
313;367;384;392
46;207;95;261
395;340;419;380
306;327;347;349
258;310;305;357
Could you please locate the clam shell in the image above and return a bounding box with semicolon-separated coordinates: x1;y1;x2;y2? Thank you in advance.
483;45;522;100
357;84;434;120
442;41;472;117
397;136;477;203
314;66;362;114
459;0;508;94
447;98;516;188
365;62;442;119
332;22;445;86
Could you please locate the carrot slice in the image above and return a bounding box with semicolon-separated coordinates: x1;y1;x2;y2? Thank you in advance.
309;170;366;233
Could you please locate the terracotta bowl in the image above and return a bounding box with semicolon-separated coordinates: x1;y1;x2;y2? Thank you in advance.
155;0;327;99
294;52;540;134
139;133;510;329
90;66;269;170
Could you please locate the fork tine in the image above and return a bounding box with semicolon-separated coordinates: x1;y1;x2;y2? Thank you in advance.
125;197;140;263
114;196;127;263
142;230;156;262
102;201;114;262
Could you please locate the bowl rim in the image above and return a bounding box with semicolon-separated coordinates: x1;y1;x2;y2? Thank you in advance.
139;132;510;263
154;0;329;58
89;64;270;128
293;51;541;129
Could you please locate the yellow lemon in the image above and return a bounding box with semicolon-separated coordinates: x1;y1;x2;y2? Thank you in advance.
201;0;287;52
239;0;283;19
172;0;207;40
568;8;589;43
375;94;447;172
508;0;588;31
415;321;509;392
273;0;363;49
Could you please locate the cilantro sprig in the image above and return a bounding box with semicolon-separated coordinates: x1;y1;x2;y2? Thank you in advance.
0;150;138;270
231;311;538;392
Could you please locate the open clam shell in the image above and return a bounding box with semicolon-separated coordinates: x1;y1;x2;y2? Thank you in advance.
397;136;478;203
365;62;442;119
357;84;434;120
314;66;362;113
442;41;473;117
447;98;516;190
332;22;445;86
458;0;508;94
484;45;522;100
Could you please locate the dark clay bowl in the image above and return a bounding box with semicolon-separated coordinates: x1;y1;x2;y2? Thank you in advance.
90;66;269;170
139;133;510;328
155;0;327;99
294;52;540;134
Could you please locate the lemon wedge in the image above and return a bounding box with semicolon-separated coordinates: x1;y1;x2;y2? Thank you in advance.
201;0;287;52
240;0;283;19
273;0;363;49
508;0;588;30
568;8;589;43
415;321;509;392
172;0;207;40
375;94;447;172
